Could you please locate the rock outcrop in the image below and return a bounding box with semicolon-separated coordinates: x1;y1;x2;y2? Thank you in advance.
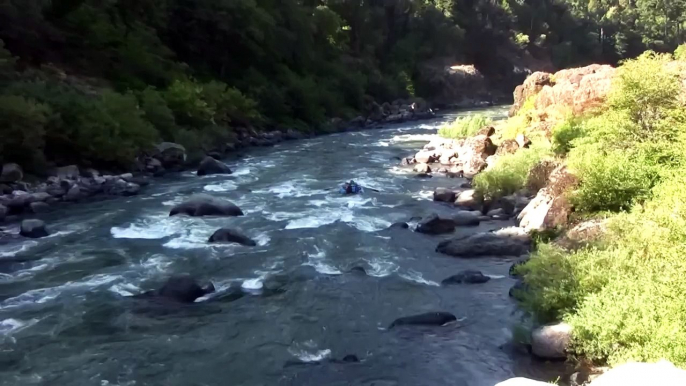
416;213;455;235
20;219;49;238
437;227;531;257
197;156;232;176
517;165;577;232
531;322;572;359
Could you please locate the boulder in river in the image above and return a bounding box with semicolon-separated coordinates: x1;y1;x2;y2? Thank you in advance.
441;270;490;285
197;156;232;176
20;219;49;238
455;189;481;211
0;163;23;183
388;222;409;230
208;228;257;246
388;311;457;329
152;275;216;304
452;210;481;226
531;322;572;360
433;188;457;203
29;202;51;214
436;227;531;257
416;213;455;235
170;194;244;217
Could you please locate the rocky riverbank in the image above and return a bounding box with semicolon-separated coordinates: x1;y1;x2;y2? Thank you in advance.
0;99;438;226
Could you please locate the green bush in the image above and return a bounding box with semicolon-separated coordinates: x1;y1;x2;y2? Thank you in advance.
138;87;178;140
473;143;552;200
674;44;686;60
0;94;52;169
520;174;686;366
163;79;215;128
438;114;493;139
552;116;585;155
568;146;657;212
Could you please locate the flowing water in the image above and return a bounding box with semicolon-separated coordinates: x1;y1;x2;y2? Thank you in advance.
0;106;560;386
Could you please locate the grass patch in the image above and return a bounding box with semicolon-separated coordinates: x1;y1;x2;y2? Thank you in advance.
473;143;552;200
438;113;492;139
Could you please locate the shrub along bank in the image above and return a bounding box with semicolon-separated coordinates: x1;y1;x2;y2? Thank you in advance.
502;50;686;366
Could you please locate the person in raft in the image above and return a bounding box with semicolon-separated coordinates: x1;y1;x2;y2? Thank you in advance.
340;180;363;195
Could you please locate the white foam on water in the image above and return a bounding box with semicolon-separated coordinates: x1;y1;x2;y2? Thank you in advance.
411;190;434;201
111;216;182;239
163;227;212;250
305;247;342;275
264;211;301;222
108;282;141;297
203;180;238;192
390;133;437;143
254;180;327;199
365;259;399;277
241;278;263;290
400;270;440;287
486;274;506;279
285;208;353;230
0;241;38;257
141;254;173;273
254;233;271;246
389;166;415;175
374;140;390;147
349;217;392;232
0;274;122;310
289;348;332;362
232;166;252;175
0;318;39;335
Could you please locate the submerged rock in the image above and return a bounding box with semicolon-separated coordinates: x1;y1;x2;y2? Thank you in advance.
197;156;232;176
20;219;49;238
531;322;572;360
208;228;256;246
452;210;481;226
143;275;216;304
436;227;531;257
416;213;455;235
441;270;490;285
170;194;244;217
388;311;457;329
388;222;409;230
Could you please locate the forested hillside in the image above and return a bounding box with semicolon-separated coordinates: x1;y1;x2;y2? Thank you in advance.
1;0;685;173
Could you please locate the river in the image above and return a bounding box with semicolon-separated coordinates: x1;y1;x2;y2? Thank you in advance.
0;106;559;386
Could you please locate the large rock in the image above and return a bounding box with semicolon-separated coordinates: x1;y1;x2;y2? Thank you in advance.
0;163;23;183
531;322;572;359
208;228;257;246
52;165;80;179
455;189;481;211
436;227;531;257
20;219;49;238
457;135;497;177
433;188;457;203
197;156;232;176
589;361;686;386
64;186;84;201
29;202;50;213
154;142;187;168
452;210;481;226
517;165;577;232
441;270;490;285
30;192;53;203
509;72;552;117
413;163;431;174
416;213;455;235
414;151;435;164
170;194;244;217
495;139;520;156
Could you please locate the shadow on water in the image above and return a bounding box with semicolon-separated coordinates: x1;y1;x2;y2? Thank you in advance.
0;106;568;386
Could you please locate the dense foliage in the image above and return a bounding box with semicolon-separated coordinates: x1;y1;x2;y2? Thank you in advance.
1;0;685;172
517;51;686;366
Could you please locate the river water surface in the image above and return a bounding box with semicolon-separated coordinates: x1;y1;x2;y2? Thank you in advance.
0;106;557;386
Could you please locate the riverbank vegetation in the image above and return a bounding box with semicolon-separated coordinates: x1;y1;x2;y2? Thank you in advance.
508;50;686;366
438;114;492;139
2;0;686;174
